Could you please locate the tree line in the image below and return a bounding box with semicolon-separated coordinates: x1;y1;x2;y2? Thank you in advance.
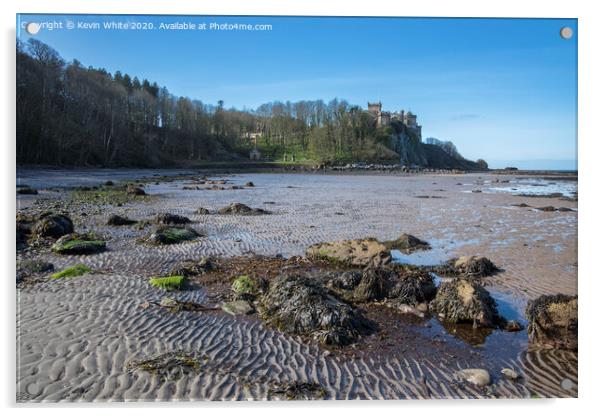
17;39;400;167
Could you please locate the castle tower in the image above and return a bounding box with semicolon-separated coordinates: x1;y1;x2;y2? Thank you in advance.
367;102;382;115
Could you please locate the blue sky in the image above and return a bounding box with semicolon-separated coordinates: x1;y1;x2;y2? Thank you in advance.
17;15;577;169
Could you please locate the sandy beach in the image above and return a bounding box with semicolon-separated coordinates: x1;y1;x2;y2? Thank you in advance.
16;170;578;401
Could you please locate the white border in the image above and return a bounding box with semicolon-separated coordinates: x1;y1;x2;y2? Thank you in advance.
2;1;601;415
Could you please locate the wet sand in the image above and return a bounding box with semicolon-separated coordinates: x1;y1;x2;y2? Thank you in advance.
16;171;578;401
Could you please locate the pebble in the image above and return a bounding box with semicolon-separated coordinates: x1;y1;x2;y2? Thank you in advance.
457;368;491;387
501;368;520;380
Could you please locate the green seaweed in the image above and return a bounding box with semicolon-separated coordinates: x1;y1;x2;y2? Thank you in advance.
51;264;92;279
231;275;254;295
149;275;187;291
52;238;106;254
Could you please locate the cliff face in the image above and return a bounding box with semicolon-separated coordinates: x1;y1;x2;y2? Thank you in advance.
389;121;482;170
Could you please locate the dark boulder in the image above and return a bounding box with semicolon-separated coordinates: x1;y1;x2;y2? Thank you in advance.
259;274;374;346
430;279;502;328
17;187;38;195
195;207;211;215
324;267;436;306
245;181;255;187
107;214;137;226
31;213;74;239
526;294;577;350
155;213;191;225
433;255;499;278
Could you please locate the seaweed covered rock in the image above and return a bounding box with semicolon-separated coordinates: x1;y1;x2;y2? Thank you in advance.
155;213;191;225
260;274;374;346
324;267;436;307
306;239;391;268
146;226;199;245
107;214;137;226
195;207;211;215
526;294;577;350
433;256;499;278
430;279;501;328
217;203;270;215
170;257;215;276
51;233;106;255
31;213;74;239
382;233;431;254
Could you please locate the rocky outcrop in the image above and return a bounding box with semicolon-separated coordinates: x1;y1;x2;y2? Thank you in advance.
31;213;74;239
217;203;270;215
432;256;499;278
324;267;436;307
430;279;501;328
306;239;391;268
382;233;431;254
155;213;191;225
259;274;374;346
526;294;577;350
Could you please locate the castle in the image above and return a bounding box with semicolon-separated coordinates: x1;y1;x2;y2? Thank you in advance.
367;102;422;139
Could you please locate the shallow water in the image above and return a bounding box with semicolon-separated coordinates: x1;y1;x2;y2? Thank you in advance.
487;178;577;197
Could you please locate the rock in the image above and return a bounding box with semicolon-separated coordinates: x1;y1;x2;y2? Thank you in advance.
126;184;146;196
512;203;531;208
457;368;491;387
393;303;425;318
217;203;270;215
324;267;436;307
504;320;524;332
501;368;520;380
221;300;255;316
259;273;374;346
31;213;74;239
51;233;107;255
170;257;215;276
155;213;191;225
146;226;199;245
17;259;54;275
526;294;577;350
472;189;483;193
306;239;391;268
557;207;574;212
107;214;137;226
159;297;178;308
430;279;501;328
434;255;499;278
17;187;38;195
104;180;114;186
382;233;431;254
245;181;255;187
537;206;556;212
196;207;211;215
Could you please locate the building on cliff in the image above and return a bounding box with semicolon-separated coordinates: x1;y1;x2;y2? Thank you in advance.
367;102;422;139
